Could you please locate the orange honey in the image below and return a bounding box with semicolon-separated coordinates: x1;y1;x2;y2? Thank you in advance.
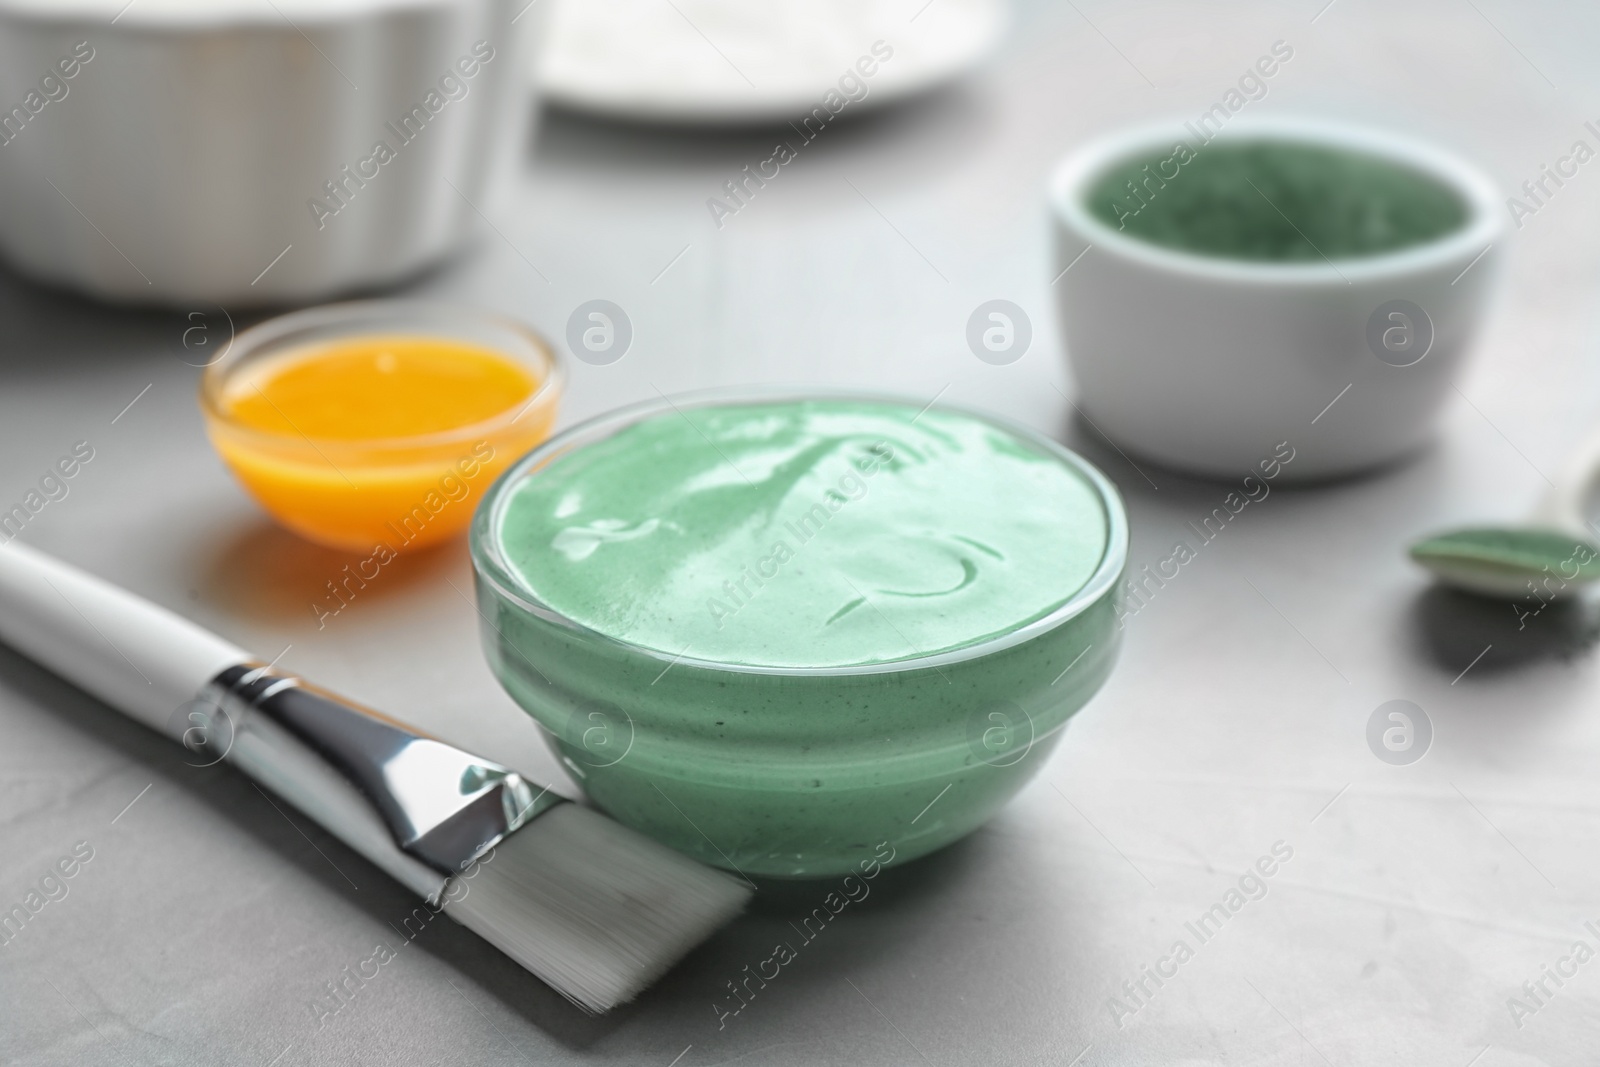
203;318;561;553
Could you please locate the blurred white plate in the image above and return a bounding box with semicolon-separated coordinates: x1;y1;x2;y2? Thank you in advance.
537;0;1007;124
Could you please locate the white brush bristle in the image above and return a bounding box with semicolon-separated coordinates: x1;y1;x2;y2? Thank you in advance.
442;804;751;1012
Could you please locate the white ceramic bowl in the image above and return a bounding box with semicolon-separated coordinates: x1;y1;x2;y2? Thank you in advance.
0;0;538;306
1050;118;1504;481
538;0;1007;125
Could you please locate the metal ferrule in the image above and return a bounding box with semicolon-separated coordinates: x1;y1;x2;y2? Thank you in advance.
181;662;561;903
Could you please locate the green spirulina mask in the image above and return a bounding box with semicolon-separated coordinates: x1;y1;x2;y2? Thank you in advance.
1087;140;1468;262
471;395;1127;877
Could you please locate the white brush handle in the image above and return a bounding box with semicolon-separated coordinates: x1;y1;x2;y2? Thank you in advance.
0;539;507;903
0;539;247;737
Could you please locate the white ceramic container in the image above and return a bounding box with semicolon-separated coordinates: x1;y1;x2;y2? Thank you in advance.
538;0;1006;125
0;0;538;306
1050;118;1504;481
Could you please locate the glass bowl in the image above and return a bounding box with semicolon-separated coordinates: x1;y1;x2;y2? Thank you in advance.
200;301;563;552
469;389;1127;878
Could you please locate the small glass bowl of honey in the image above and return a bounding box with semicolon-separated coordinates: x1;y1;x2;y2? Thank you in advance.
200;301;564;552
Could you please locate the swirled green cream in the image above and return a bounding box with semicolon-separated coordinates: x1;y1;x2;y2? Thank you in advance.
494;399;1109;668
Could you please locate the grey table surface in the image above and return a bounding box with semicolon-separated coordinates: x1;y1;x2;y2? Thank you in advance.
5;0;1600;1064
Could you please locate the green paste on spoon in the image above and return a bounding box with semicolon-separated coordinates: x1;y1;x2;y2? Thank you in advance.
1409;527;1600;599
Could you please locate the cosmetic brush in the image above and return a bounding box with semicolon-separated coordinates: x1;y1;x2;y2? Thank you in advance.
0;539;749;1012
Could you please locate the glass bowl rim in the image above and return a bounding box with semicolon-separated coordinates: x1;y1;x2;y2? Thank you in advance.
198;298;566;456
468;385;1130;678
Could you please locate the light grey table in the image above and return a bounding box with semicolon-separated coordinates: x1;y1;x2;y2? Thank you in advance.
4;1;1600;1064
